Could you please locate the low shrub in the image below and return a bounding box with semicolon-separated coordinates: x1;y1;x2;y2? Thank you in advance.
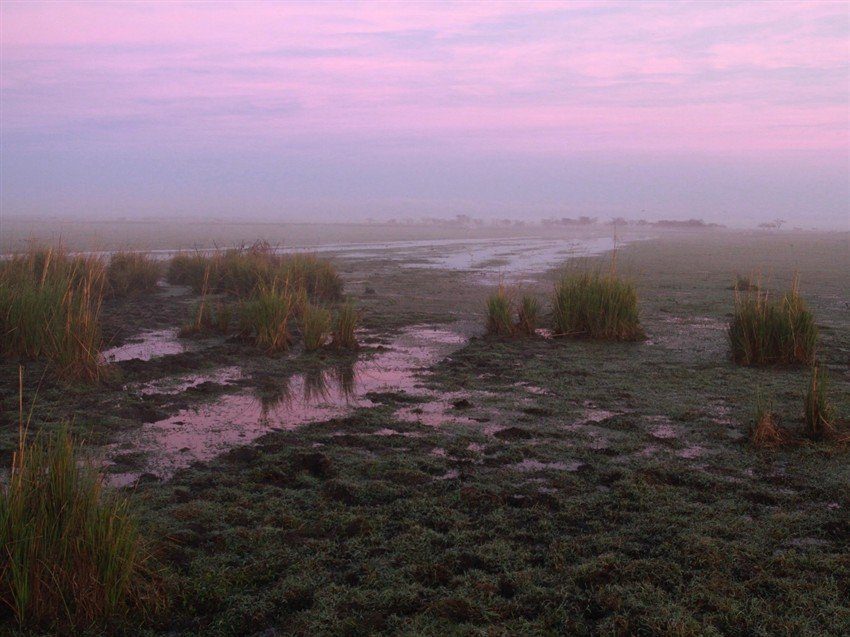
552;271;642;340
728;278;817;365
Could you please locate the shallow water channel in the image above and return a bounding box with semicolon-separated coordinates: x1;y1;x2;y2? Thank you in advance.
104;325;472;485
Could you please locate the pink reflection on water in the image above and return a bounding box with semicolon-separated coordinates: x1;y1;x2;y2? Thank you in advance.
106;324;469;484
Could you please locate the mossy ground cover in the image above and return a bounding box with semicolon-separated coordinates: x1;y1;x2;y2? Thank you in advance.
2;231;848;635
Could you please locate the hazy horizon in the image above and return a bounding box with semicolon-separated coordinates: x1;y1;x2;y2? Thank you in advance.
2;1;848;230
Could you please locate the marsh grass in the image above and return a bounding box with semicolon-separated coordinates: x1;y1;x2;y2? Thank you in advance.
486;287;514;337
332;302;358;349
750;392;788;449
0;374;161;633
240;282;294;352
166;242;341;300
728;276;817;366
106;252;160;297
551;271;642;340
804;365;834;439
0;247;105;381
301;303;331;351
731;274;759;292
516;295;540;336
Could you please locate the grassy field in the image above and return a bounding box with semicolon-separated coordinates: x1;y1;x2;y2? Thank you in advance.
1;230;848;635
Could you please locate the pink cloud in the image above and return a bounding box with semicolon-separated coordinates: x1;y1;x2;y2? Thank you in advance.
1;0;847;155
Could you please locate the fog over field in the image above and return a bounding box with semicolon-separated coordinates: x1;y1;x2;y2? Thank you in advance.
2;2;848;229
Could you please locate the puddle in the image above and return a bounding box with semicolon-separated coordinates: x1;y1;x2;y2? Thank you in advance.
101;329;185;363
405;236;648;284
395;392;481;427
127;366;244;396
105;324;470;485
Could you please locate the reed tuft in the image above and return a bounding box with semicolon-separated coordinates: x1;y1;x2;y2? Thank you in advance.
551;271;642;340
728;275;816;366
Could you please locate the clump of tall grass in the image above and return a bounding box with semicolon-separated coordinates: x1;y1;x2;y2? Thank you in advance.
516;295;540;336
1;381;161;632
486;287;514;337
301;303;331;351
332;302;359;349
750;392;788;449
166;242;342;300
728;276;816;366
551;271;642;340
804;365;834;439
166;252;208;289
239;282;294;352
105;252;160;297
0;247;105;381
731;274;758;292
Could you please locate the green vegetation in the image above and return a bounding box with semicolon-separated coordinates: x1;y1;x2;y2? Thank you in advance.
301;303;332;351
332;302;359;349
1;231;848;635
516;294;540;336
106;252;160;297
0;247;105;381
552;271;642;340
239;283;294;352
804;365;834;439
166;242;342;300
728;279;817;365
731;273;759;292
486;287;514;337
1;416;160;633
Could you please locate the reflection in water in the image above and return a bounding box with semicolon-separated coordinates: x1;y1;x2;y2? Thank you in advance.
105;325;470;485
101;328;186;363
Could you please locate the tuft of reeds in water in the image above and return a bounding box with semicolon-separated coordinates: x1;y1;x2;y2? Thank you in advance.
486;287;514;337
0;247;105;381
239;281;294;352
166;242;342;300
551;271;642;340
728;275;816;366
731;274;759;292
516;295;540;336
750;392;788;449
301;302;332;351
105;252;160;297
804;364;834;439
0;372;161;632
332;302;359;349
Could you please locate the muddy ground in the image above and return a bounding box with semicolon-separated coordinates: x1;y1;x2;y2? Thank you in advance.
1;230;848;636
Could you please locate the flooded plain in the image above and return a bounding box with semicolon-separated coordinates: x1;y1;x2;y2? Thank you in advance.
104;324;473;484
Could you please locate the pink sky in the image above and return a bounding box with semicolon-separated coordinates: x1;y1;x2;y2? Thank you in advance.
1;1;848;226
